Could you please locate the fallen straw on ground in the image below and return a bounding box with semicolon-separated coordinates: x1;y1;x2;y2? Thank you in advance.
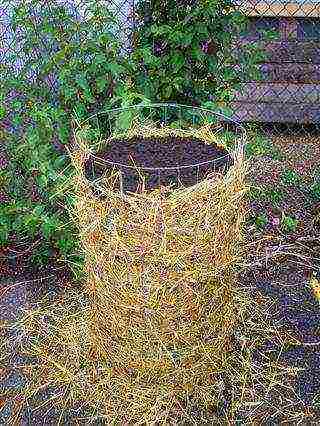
65;120;247;422
2;120;306;424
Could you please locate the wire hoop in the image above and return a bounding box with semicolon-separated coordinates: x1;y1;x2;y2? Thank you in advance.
77;102;246;173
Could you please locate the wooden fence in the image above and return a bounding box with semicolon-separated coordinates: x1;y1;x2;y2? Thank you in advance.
233;1;320;123
1;1;320;124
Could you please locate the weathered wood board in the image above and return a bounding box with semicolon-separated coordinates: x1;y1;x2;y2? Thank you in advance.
257;63;320;83
263;41;320;64
238;1;320;18
230;100;320;123
232;8;320;123
235;83;320;103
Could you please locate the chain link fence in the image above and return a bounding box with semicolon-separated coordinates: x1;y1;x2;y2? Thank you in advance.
1;1;320;137
234;1;320;140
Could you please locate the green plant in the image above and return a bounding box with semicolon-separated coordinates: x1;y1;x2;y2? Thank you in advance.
265;188;285;207
281;169;302;186
281;214;298;233
245;134;282;160
254;212;268;230
0;0;147;275
132;0;269;117
248;186;285;207
0;0;276;278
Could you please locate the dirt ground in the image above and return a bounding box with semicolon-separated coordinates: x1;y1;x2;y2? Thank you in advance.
1;133;320;424
237;133;320;422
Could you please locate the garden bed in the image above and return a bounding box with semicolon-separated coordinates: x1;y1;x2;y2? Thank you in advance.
1;131;320;423
84;134;232;194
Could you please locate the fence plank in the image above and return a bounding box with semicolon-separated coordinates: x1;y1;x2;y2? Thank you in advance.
257;63;320;83
230;100;320;123
235;82;320;103
238;1;320;18
262;41;320;63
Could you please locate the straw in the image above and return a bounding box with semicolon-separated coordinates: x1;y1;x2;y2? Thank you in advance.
66;118;247;422
2;119;308;424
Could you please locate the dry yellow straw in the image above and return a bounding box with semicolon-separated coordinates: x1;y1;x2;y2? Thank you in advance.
3;119;305;425
68;118;248;422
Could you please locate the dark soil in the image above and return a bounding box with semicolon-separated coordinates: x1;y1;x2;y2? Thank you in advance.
237;262;320;422
235;135;320;422
84;135;232;194
0;243;72;286
2;133;320;424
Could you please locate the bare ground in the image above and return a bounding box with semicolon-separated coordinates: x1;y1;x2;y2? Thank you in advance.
1;134;320;424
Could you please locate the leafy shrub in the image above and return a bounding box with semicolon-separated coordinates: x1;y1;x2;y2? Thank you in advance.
0;0;266;278
0;0;145;276
132;0;268;116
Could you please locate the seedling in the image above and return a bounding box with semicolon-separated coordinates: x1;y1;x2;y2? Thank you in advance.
281;214;298;233
281;169;301;186
248;187;285;207
254;212;268;230
265;188;285;207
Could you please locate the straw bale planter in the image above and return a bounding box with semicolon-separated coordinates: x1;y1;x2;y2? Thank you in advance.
70;104;247;422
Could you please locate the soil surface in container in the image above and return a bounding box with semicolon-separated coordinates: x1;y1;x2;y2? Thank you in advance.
84;135;232;194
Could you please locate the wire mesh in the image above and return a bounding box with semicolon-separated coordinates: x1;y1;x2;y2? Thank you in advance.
233;0;320;140
2;1;320;138
79;103;246;197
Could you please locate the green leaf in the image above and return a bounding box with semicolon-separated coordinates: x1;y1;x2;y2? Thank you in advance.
82;90;95;104
57;125;70;144
56;235;74;256
12;114;23;127
33;205;46;217
150;24;171;36
140;47;157;66
171;53;185;71
281;215;298;233
61;84;77;101
12;100;22;110
0;225;9;245
94;53;108;65
23;214;40;235
116;110;134;132
0;105;6;119
96;76;108;93
41;217;61;240
163;84;173;99
36;174;49;188
255;213;268;230
106;62;124;75
75;74;89;91
196;24;209;36
73;102;87;119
